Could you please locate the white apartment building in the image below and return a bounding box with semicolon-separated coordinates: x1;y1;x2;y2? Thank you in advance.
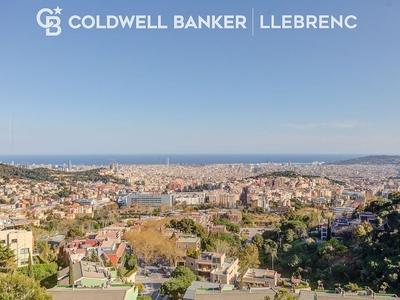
173;192;205;205
116;192;173;207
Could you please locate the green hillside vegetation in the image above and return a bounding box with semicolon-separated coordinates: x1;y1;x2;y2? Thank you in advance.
0;163;125;184
253;171;319;179
329;155;400;165
259;192;400;294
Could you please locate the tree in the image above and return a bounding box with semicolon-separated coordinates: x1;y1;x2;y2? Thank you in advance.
344;282;360;292
127;255;137;269
379;282;389;293
17;263;58;284
364;200;391;214
169;219;178;229
161;237;185;267
213;217;240;234
90;250;100;262
178;218;196;234
0;272;52;300
137;296;152;300
303;237;317;253
240;215;253;227
263;239;278;254
66;226;85;239
134;282;145;294
252;233;264;251
388;191;400;204
187;248;200;259
214;239;231;255
287;254;302;268
353;221;374;244
117;266;125;281
284;229;297;243
0;243;15;272
125;230;163;264
35;240;57;263
159;277;190;300
69;259;74;286
318;238;348;265
159;265;197;300
28;251;34;279
274;290;297;300
171;266;196;281
239;243;260;276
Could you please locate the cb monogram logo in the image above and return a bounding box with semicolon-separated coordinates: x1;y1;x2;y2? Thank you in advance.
37;7;62;36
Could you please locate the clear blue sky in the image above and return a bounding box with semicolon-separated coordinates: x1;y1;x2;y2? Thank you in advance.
0;0;399;154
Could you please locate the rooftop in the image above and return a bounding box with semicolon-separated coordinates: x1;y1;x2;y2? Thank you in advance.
58;261;108;285
48;285;136;300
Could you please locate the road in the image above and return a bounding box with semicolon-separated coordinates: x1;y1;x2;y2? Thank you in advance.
240;227;266;238
136;265;171;300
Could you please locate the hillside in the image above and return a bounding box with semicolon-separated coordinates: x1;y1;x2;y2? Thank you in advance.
329;155;400;165
0;163;125;184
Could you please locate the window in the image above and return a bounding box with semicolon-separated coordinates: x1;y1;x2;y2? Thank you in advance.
0;240;5;244
11;239;17;243
20;248;29;254
20;259;29;265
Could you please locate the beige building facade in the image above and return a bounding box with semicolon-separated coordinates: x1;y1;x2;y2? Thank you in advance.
0;229;33;267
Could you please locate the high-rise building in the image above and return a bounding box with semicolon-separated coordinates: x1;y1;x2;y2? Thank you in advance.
68;160;72;170
166;157;170;166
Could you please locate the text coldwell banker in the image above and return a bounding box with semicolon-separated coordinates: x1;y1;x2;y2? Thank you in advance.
36;8;358;36
68;14;357;29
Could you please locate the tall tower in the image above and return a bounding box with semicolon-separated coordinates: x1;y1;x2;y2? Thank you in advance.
166;157;169;166
68;160;72;171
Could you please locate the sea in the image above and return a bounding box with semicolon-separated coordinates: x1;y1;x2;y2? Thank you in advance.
0;154;362;166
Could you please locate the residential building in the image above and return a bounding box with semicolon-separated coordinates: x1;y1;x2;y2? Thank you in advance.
299;290;398;300
116;193;173;207
209;225;227;234
0;228;33;267
173;192;206;205
185;252;239;284
242;268;280;287
320;223;329;240
183;281;276;300
64;203;93;218
48;286;139;300
100;240;126;266
177;234;201;253
57;261;111;286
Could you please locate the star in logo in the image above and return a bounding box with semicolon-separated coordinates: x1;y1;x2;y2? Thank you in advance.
54;6;62;15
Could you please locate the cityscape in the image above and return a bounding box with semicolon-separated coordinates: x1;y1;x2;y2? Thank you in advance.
1;0;400;299
0;155;400;299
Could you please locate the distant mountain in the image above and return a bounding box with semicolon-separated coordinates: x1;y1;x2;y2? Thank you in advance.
329;155;400;165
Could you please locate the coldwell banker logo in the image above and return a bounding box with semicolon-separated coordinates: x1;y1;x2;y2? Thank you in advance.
36;7;357;36
36;7;62;36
